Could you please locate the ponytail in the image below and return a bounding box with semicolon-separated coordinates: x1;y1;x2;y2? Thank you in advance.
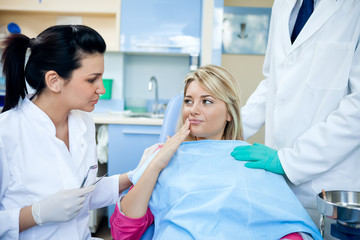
1;25;106;113
1;34;30;112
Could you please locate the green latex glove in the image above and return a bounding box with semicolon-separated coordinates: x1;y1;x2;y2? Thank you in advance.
231;143;285;175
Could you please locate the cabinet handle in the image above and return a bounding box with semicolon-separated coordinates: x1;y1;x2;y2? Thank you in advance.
121;131;161;135
136;44;182;49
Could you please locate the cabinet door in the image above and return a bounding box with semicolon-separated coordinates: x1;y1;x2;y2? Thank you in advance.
0;0;121;51
120;0;201;54
107;124;161;224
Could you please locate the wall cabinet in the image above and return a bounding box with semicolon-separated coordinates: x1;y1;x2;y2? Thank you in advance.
120;0;202;54
0;0;121;51
107;123;161;223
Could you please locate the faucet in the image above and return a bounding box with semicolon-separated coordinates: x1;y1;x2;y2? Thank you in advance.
148;76;159;115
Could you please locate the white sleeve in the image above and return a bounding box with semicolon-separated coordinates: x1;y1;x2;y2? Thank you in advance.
0;147;20;240
240;3;276;140
241;80;268;140
89;174;120;210
116;193;127;213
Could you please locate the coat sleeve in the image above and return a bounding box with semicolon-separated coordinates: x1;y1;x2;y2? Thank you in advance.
241;80;268;140
279;36;360;185
0;147;21;240
89;174;120;210
240;1;277;140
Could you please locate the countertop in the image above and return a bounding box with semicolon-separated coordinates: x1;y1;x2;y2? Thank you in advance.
91;112;163;126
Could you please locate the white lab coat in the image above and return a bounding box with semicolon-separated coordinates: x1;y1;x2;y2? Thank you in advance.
241;0;360;211
0;98;120;240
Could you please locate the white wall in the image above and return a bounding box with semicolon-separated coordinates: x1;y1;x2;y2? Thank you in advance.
222;0;274;144
122;54;190;111
103;51;124;100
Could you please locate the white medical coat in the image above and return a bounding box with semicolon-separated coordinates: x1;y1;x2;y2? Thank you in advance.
241;0;360;210
0;98;119;240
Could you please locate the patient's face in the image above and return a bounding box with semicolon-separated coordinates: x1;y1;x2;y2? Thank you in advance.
182;81;231;140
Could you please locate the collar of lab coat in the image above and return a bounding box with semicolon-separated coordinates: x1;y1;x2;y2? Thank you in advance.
12;97;90;189
21;97;87;139
20;97;89;171
284;0;338;52
22;97;90;188
21;97;57;135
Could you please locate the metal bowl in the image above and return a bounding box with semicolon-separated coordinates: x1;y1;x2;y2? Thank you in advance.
317;190;360;227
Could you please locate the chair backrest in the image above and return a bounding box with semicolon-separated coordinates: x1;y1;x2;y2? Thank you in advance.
140;223;154;240
158;93;183;142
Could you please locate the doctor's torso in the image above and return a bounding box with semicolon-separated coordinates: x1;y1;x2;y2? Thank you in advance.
259;0;360;209
266;0;360;147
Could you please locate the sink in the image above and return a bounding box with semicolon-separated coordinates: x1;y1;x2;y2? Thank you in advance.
128;112;164;119
107;110;164;119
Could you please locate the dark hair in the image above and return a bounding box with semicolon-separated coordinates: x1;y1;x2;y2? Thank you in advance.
1;25;106;113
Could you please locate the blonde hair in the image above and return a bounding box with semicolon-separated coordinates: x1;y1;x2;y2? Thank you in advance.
177;64;243;140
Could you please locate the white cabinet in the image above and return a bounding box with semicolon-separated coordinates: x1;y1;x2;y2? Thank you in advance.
120;0;202;54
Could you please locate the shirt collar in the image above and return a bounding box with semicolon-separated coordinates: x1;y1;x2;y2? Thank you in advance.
21;97;87;138
21;96;57;135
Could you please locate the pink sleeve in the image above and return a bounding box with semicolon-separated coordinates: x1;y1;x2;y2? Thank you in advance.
280;232;304;240
110;202;154;240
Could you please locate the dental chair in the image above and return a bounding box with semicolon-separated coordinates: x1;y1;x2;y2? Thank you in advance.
140;93;183;240
158;93;184;143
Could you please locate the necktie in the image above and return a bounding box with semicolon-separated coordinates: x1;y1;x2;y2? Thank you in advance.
291;0;314;43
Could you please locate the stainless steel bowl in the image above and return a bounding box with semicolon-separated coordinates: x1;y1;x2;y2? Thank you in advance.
317;190;360;227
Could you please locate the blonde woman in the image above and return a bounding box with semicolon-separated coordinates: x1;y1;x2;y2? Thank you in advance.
110;65;322;240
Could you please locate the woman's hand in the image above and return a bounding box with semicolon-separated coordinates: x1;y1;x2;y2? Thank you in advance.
32;185;96;225
151;118;190;170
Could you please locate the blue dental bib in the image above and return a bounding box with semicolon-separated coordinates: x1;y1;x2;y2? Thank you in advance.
132;140;322;240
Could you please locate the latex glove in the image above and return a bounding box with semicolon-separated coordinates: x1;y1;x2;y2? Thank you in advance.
32;185;96;225
127;143;163;181
231;143;285;175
